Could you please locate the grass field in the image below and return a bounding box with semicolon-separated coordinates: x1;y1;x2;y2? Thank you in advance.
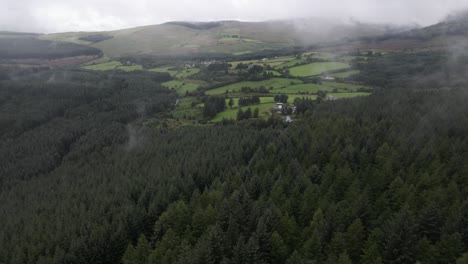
225;97;275;108
267;70;282;76
172;97;204;120
276;59;306;68
268;81;369;94
289;62;350;77
83;61;121;71
271;83;336;94
206;78;303;95
162;80;201;95
83;61;143;71
118;65;144;71
331;70;360;78
212;102;276;122
149;67;178;77
175;68;200;78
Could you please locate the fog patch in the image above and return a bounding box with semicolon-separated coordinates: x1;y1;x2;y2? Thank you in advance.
47;72;56;83
126;124;145;151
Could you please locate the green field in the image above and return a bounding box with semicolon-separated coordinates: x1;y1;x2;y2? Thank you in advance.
271;83;335;94
172;98;204;120
289;62;350;77
118;65;144;71
267;70;282;76
175;68;200;78
83;61;121;71
212;102;276;122
149;67;178;77
266;81;369;94
162;80;201;95
206;78;303;95
331;70;361;78
225;97;275;108
83;61;143;71
277;59;306;68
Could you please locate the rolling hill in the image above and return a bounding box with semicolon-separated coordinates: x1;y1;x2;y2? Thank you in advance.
40;19;409;57
0;31;102;66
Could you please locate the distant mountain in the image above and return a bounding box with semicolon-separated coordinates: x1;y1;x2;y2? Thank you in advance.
39;19;409;57
314;13;468;52
0;31;42;38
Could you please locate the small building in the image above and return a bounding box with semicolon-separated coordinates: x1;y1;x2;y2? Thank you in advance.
328;95;337;101
275;103;285;110
273;103;286;114
284;116;293;123
322;76;336;81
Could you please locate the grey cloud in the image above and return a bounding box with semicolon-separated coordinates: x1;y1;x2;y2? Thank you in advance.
2;0;468;33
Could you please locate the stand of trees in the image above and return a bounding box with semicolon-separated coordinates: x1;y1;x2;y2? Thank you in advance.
274;94;288;104
203;96;226;118
238;96;261;106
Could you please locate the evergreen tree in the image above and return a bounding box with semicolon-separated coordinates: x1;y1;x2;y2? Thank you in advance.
382;207;418;264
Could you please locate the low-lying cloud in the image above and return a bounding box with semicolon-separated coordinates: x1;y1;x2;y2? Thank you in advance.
2;0;468;33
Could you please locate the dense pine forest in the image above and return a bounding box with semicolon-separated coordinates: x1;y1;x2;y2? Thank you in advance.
0;48;468;264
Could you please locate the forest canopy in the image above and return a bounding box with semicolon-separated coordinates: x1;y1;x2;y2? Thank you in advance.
0;43;468;264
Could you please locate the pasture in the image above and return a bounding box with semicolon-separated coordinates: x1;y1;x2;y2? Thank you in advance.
172;98;204;120
212;102;276;122
206;78;303;95
162;80;201;95
289;62;350;77
149;67;178;77
175;68;200;78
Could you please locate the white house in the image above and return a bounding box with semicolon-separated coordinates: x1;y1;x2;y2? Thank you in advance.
322;76;336;81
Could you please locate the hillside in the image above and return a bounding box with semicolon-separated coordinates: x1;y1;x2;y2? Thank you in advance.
319;14;468;52
40;19;407;57
0;32;102;66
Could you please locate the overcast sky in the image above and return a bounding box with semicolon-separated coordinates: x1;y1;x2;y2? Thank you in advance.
2;0;468;33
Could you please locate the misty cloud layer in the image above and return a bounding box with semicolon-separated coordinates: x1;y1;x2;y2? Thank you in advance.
2;0;468;33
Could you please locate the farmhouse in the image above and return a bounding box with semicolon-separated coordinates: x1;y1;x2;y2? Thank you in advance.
322;76;336;81
273;103;286;114
274;102;285;110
